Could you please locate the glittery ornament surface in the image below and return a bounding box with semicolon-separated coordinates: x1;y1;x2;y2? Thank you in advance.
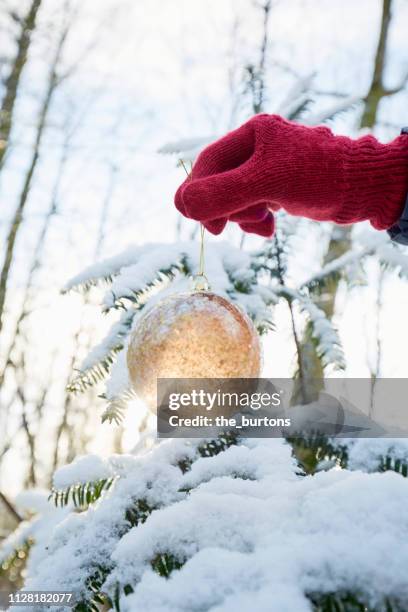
127;292;261;411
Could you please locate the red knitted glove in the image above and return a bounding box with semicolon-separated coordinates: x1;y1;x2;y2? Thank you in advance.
174;114;408;237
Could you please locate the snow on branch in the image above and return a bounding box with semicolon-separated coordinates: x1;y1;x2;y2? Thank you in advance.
67;310;136;394
101;387;137;425
13;437;408;611
0;498;68;569
277;285;345;370
102;244;188;311
300;245;371;291
53;455;114;490
296;295;345;369
158;135;215;163
334;438;408;474
304;94;361;125
277;72;315;120
62;244;158;293
376;242;408;280
63;241;280;418
300;228;395;292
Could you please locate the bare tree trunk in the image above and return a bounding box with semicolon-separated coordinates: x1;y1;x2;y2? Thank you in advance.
0;114;82;488
361;0;392;129
94;164;118;260
368;264;385;417
241;0;272;253
0;24;68;335
51;162;119;474
51;352;77;474
15;356;37;486
245;0;272;115
0;0;42;168
0;127;70;386
296;0;399;400
0;491;22;524
252;0;271;114
0;21;71;488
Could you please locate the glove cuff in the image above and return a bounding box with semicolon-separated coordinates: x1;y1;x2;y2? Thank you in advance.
339;133;408;230
252;115;408;231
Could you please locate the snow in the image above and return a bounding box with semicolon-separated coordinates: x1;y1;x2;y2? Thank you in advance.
105;347;130;400
79;309;135;372
300;244;372;289
15;489;51;516
300;225;408;290
114;467;408;612
158;135;215;163
101;241;234;311
277;286;345;369
62;244;155;292
103;244;185;310
301;300;344;367
0;499;68;567
377;242;408;280
65;241;265;315
9;437;408;612
120;547;310;612
181;439;296;490
10;441;197;608
53;454;114;489
340;438;408;472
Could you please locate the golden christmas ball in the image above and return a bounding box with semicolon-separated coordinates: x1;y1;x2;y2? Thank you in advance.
127;291;261;411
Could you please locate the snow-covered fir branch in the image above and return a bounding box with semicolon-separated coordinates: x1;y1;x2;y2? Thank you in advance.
275;285;345;370
62;221;408;420
3;436;408;612
64;241;282;416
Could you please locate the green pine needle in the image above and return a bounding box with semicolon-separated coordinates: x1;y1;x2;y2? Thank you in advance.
49;477;116;508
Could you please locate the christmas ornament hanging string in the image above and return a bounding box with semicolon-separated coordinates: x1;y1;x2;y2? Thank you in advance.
126;158;262;411
179;158;209;290
198;223;205;278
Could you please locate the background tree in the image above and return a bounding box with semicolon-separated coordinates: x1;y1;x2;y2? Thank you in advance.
0;0;42;168
297;0;408;403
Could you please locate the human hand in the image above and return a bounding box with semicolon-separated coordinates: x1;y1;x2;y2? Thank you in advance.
175;114;408;236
